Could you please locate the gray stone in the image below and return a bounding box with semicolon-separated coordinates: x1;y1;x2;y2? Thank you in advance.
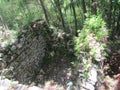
66;81;73;90
27;86;43;90
0;86;7;90
88;67;97;85
11;45;16;51
82;82;95;90
0;53;3;57
16;43;23;48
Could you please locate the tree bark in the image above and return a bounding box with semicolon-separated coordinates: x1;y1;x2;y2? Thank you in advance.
38;0;49;25
54;0;66;30
91;0;98;14
108;0;112;28
115;6;120;36
71;0;77;36
81;0;87;14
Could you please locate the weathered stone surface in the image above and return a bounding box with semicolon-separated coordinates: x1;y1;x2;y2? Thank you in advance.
27;86;43;90
0;78;44;90
0;20;48;83
88;67;97;85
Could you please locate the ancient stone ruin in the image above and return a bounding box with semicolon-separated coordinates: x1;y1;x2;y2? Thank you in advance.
0;20;49;84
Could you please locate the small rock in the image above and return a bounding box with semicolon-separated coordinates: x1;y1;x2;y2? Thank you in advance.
2;79;11;87
11;81;19;86
27;86;43;90
66;81;73;90
88;68;97;85
0;53;3;57
117;49;120;54
11;45;16;51
17;43;22;48
1;42;6;48
82;82;95;90
0;86;7;90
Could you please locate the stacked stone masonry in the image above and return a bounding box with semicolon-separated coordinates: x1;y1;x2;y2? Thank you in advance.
0;20;48;84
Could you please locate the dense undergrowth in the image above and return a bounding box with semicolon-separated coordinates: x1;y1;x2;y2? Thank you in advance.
74;15;108;77
0;18;120;90
0;0;120;90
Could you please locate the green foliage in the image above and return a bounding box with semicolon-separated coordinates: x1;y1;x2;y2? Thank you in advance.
0;0;42;29
0;0;119;37
0;29;18;47
74;15;109;77
75;15;108;52
82;71;88;78
0;0;119;86
84;15;108;40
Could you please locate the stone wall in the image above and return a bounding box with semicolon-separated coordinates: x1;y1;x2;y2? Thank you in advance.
0;20;48;84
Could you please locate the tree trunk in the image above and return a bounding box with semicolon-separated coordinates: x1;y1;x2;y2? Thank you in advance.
38;0;49;25
116;14;120;36
108;0;112;28
91;0;98;14
71;0;77;36
54;0;66;30
81;0;87;14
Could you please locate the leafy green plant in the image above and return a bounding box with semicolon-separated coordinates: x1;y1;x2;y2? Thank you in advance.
0;0;42;30
75;14;108;55
74;14;109;77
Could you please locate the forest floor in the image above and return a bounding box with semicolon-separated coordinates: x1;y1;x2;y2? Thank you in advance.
33;39;120;89
104;40;120;76
0;25;120;90
34;54;75;89
0;40;120;90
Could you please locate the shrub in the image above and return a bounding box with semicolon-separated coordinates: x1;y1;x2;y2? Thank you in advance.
74;14;109;77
